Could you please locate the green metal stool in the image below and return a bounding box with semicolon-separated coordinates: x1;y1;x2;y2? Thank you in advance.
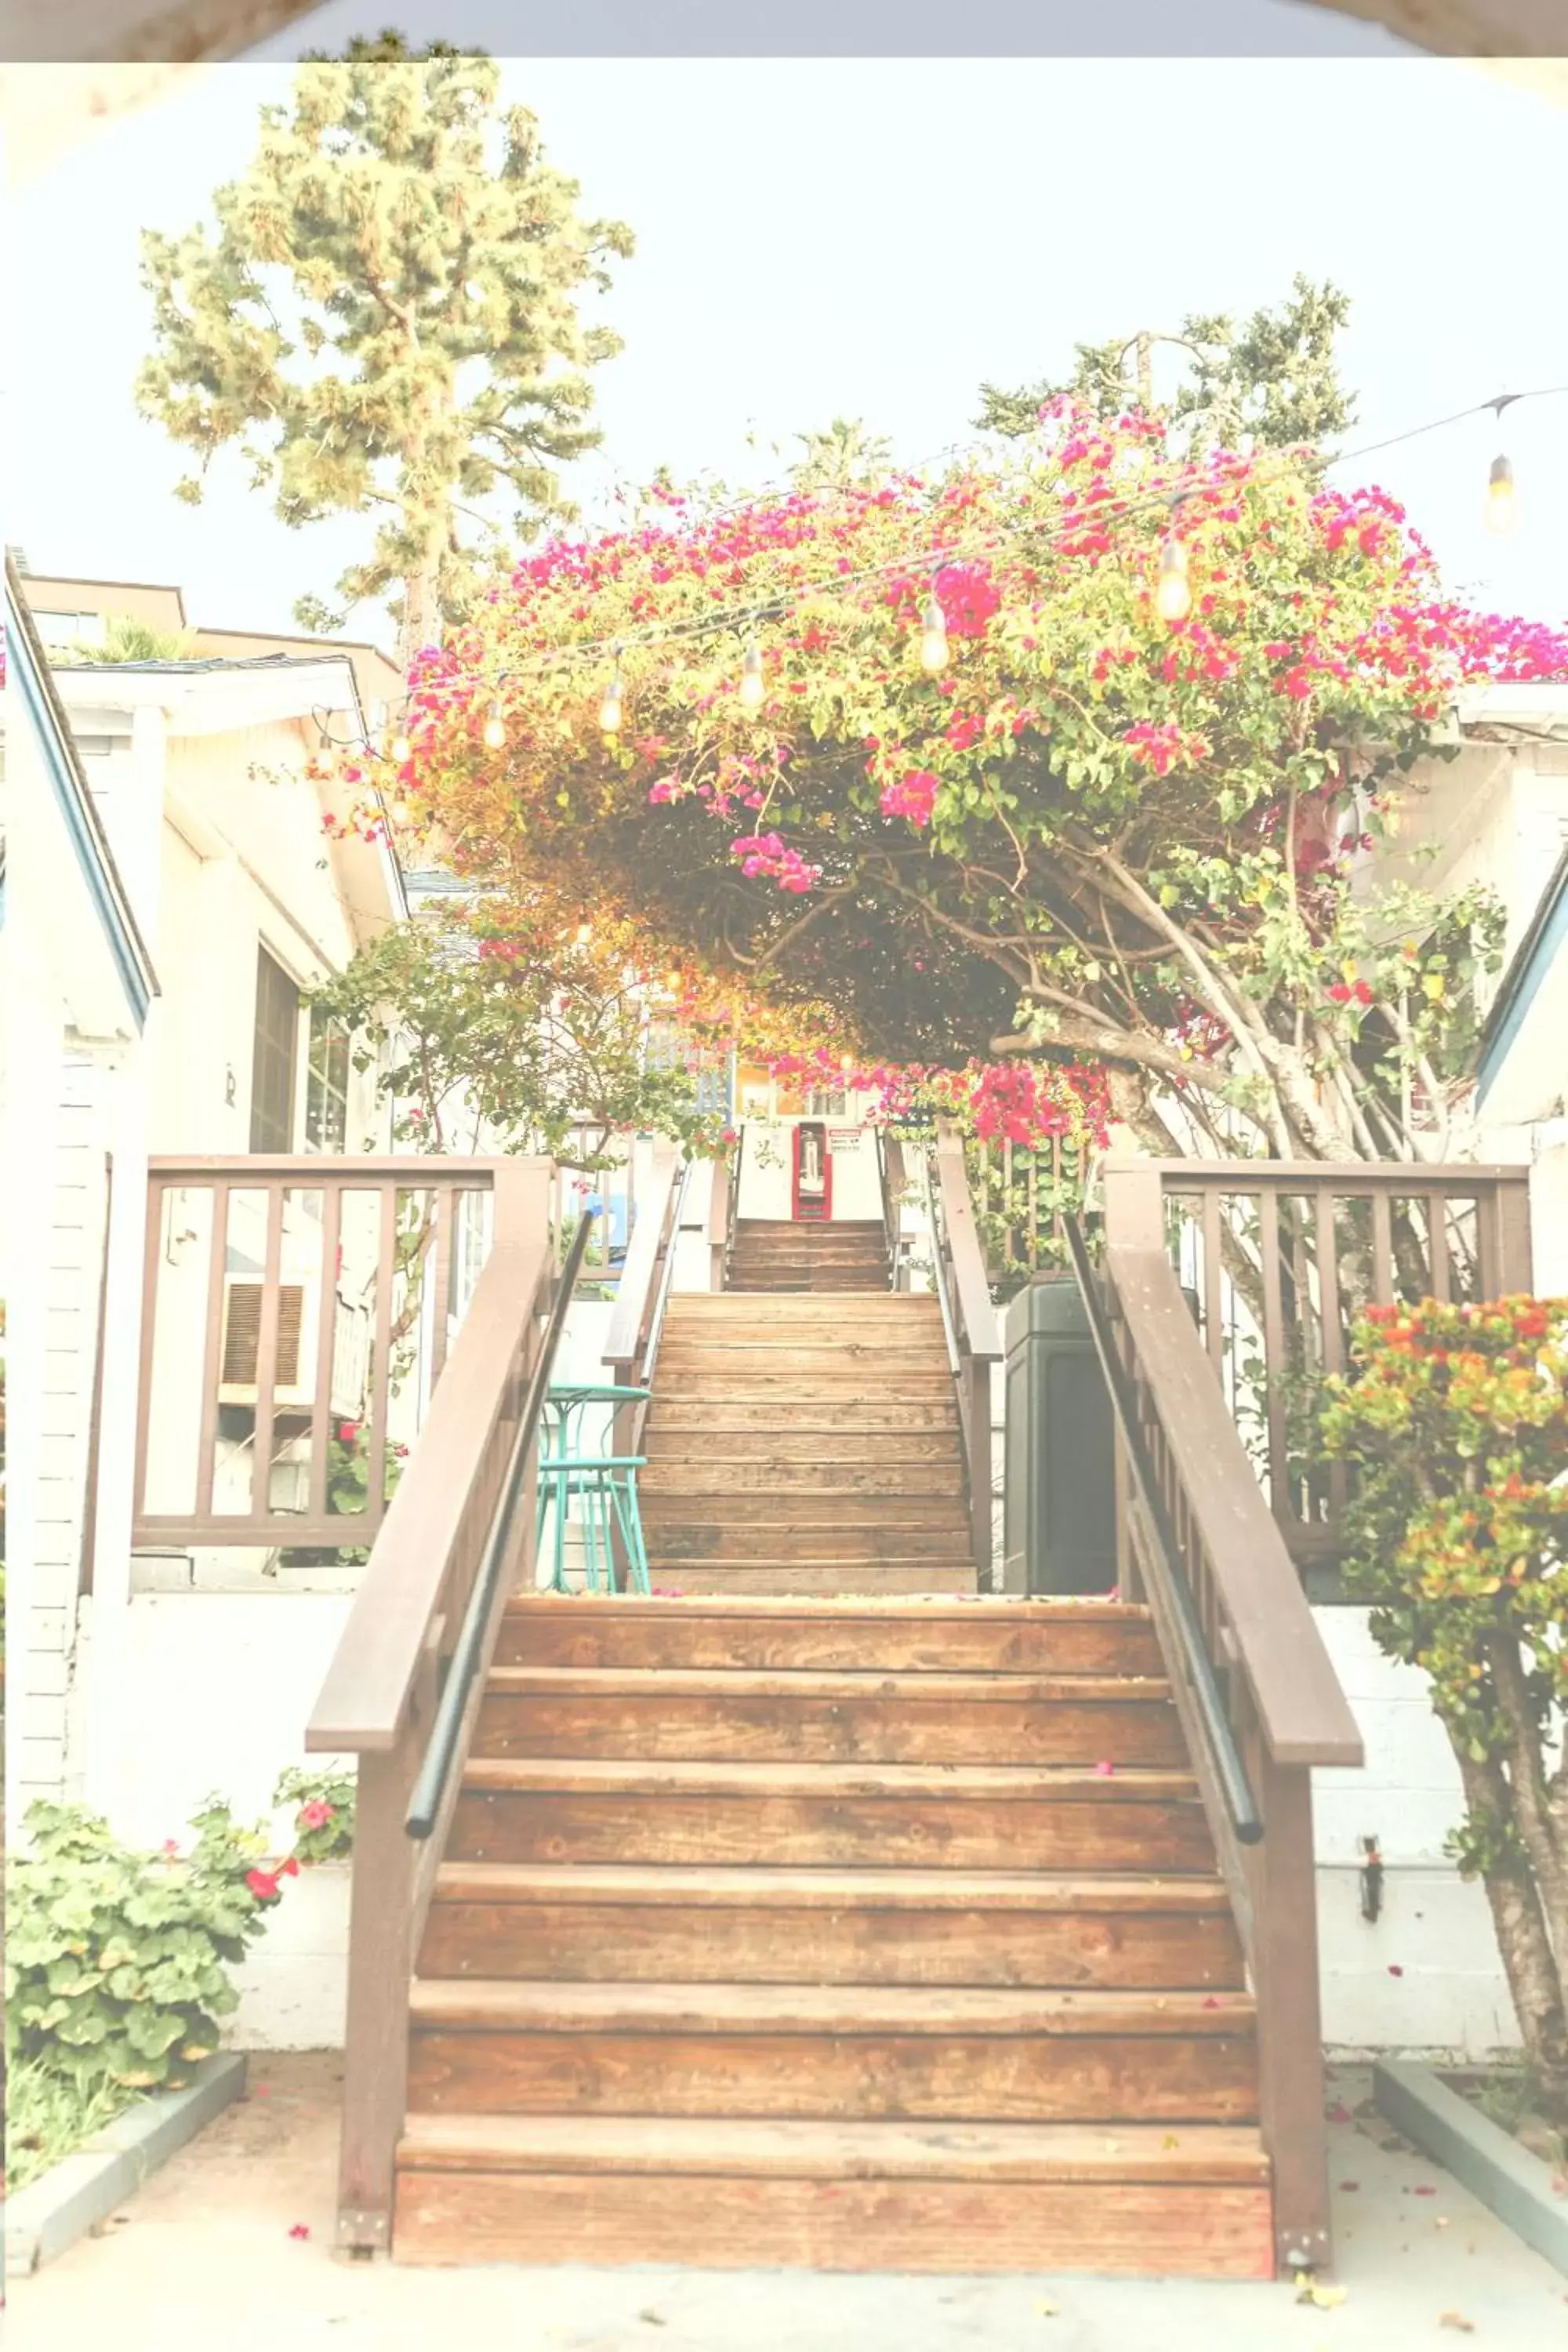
537;1384;652;1595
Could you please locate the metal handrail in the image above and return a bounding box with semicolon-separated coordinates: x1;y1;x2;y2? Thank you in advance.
723;1123;746;1285
405;1207;597;1839
923;1145;964;1380
1061;1212;1263;1846
641;1157;694;1390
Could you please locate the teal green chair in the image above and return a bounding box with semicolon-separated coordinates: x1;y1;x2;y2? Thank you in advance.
537;1384;652;1595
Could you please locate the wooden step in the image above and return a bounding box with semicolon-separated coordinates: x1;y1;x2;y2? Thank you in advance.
405;1978;1256;2124
640;1461;966;1497
393;2114;1272;2275
656;1348;947;1378
643;1535;973;1564
495;1596;1160;1675
669;1296;936;1317
642;1493;970;1526
644;1563;979;1597
449;1757;1214;1872
419;1862;1243;1987
474;1668;1183;1766
645;1430;962;1463
648;1401;960;1432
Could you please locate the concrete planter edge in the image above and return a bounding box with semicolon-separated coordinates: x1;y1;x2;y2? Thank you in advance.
3;2051;248;2278
1373;2056;1568;2278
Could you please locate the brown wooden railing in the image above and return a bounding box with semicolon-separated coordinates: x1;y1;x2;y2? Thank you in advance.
1146;1159;1533;1581
1095;1160;1367;2274
875;1127;906;1286
926;1127;1004;1582
604;1142;685;1451
134;1156;525;1553
304;1157;557;2251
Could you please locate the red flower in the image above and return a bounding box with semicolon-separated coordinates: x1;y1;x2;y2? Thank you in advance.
246;1868;280;1900
299;1801;335;1830
337;1421;358;1445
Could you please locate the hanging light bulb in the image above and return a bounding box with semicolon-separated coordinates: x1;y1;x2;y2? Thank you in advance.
1155;534;1192;624
666;968;683;995
1485;453;1519;535
920;591;949;674
390;724;413;764
390;796;410;825
739;644;764;711
575;920;592;948
599;666;624;736
482;699;506;750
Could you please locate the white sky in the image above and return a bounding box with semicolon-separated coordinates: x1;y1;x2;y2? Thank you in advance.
6;28;1566;655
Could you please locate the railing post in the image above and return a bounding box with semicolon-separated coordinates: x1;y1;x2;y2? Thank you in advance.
1102;1161;1162;1602
336;1624;437;2253
1250;1744;1333;2275
964;1354;993;1584
1102;1157;1164;1250
708;1153;730;1293
492;1155;554;1248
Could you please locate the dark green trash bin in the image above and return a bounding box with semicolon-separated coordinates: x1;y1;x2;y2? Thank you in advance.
1004;1275;1116;1595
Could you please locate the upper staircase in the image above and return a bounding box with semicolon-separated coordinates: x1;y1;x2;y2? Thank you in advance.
641;1291;975;1596
728;1214;892;1293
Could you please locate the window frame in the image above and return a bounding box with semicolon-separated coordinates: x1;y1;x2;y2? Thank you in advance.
304;1002;350;1155
249;945;301;1153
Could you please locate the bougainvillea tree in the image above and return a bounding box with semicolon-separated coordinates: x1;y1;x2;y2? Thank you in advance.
1322;1298;1568;2122
341;397;1568;1165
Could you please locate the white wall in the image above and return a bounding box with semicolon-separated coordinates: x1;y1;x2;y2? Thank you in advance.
1312;1609;1520;2056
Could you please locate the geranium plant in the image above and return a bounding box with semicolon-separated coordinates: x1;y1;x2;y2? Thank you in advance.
274;1764;356;1864
1321;1297;1568;2122
5;1798;295;2093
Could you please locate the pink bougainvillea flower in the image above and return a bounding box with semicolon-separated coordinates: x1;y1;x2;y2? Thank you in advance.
1388;1963;1405;1977
880;768;938;826
1093;1759;1116;1778
289;2223;311;2241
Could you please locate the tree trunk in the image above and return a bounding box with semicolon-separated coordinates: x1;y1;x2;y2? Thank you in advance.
397;561;443;677
1455;1747;1568;2126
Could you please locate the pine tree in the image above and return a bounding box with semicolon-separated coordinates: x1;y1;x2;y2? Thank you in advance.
976;274;1355;452
136;56;633;665
789;416;895;491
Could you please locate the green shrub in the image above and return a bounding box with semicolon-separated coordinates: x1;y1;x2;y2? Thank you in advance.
6;2056;135;2193
5;1798;292;2093
273;1763;356;1864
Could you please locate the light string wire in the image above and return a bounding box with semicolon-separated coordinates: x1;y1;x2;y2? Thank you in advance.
318;382;1568;754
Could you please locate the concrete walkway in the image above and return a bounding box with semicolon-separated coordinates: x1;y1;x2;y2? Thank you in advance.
7;2060;1565;2350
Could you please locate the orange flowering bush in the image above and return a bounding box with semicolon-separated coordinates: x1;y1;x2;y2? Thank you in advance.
1322;1296;1568;2118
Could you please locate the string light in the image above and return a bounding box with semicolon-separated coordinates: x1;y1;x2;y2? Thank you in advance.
390;728;412;763
575;920;593;947
1485;453;1519;536
482;700;506;750
397;385;1568;731
919;590;949;674
739;643;765;710
1155;534;1192;624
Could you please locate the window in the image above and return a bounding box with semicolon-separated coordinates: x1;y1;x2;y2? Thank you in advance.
806;1087;848;1118
250;947;300;1152
305;1005;350;1153
33;609;106;649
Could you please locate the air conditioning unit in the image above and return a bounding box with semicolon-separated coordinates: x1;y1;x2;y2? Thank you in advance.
218;1278;314;1407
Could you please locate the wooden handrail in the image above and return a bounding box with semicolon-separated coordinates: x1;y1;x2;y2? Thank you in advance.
1105;1246;1363;1770
603;1146;679;1373
934;1128;1003;1359
1098;1156;1369;2278
301;1156;554;2254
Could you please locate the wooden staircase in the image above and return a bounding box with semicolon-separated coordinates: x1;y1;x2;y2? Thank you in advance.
728;1215;892;1293
640;1291;976;1597
394;1593;1271;2274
